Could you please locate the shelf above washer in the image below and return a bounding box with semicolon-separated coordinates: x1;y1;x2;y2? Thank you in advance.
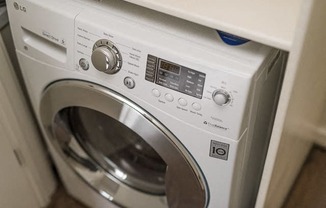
122;0;303;50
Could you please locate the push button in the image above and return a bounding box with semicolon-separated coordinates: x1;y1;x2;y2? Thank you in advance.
79;58;89;70
152;89;161;97
123;77;135;89
178;98;188;106
164;93;174;102
192;102;201;111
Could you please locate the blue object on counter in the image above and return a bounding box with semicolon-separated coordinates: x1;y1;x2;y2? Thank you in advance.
217;30;250;46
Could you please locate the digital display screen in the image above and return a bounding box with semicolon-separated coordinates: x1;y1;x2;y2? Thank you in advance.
159;60;181;74
145;55;206;99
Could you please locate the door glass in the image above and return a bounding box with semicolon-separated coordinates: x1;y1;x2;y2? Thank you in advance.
62;107;167;195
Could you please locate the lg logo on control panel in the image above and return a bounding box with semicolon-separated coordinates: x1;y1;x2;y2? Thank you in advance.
14;2;27;12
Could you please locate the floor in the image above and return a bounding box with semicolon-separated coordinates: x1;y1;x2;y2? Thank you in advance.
47;185;88;208
282;146;326;208
46;146;326;208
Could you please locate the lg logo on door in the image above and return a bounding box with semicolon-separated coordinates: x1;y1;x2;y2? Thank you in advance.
13;2;27;13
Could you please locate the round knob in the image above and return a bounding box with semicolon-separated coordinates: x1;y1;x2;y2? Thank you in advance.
91;39;122;74
212;89;231;106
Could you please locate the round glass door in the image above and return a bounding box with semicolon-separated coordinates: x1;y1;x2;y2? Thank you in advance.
40;80;208;208
64;106;166;195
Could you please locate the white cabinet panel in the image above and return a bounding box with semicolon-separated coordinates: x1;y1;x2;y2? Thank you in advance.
123;0;303;50
0;125;39;208
0;23;56;208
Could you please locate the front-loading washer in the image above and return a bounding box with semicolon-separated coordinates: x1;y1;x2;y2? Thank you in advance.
7;0;286;207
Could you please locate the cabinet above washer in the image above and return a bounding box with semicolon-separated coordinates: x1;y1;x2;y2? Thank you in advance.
122;0;304;50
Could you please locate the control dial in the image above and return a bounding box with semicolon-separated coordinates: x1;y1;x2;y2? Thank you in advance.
91;39;122;74
212;89;231;106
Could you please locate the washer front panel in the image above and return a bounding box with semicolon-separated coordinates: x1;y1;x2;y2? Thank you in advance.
16;44;249;208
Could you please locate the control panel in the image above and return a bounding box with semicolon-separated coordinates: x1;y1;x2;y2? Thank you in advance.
74;13;255;140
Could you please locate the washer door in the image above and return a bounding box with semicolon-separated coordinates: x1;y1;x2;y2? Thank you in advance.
40;80;208;208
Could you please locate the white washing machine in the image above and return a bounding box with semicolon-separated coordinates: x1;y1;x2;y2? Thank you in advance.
7;0;285;207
